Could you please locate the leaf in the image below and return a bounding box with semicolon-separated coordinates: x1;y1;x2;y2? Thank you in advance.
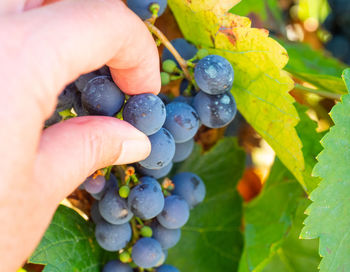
29;205;107;272
238;159;304;272
167;137;245;272
295;103;324;193
262;199;320;272
278;39;347;95
168;0;308;191
301;68;350;271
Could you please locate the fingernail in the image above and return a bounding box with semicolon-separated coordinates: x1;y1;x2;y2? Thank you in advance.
113;138;151;165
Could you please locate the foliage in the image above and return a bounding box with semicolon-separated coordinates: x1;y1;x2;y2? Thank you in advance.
301;69;350;271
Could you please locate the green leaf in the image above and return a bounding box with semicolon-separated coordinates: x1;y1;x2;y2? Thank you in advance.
301;68;350;271
238;159;304;272
279;40;347;95
295;103;324;193
262;199;320;272
167;137;245;272
29;205;107;272
168;0;309;191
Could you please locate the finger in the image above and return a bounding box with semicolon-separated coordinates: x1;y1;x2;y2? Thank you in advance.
0;0;160;119
0;0;25;14
34;116;150;203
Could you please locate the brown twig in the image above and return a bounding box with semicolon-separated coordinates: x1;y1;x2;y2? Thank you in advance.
145;21;193;81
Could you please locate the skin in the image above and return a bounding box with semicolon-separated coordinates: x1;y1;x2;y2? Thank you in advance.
0;0;160;271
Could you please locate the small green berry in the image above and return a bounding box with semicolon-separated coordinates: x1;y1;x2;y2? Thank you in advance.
162;59;177;73
160;72;170;86
197;48;209;59
119;186;130;198
140;226;153;237
119;251;131;263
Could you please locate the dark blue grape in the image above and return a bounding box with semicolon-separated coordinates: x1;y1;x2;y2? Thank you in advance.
157;195;189;229
57;83;77;111
95;221;131;251
325;35;350;61
81;76;125;116
139;128;175;169
127;177;164;219
132;238;163;268
99;186;133;225
74;72;98;92
44;110;61;127
91;174;118;200
172;95;193;105
163;102;200;143
157;265;180;272
162;38;197;67
72;91;89;116
83;175;106;194
193;91;237;128
173;139;194;163
137;162;173;179
123;93;166;136
90;201;104;224
103;260;133;272
172;172;206;208
97;66;111;77
158;93;171;105
127;0;167;20
194;55;234;95
152;221;181;249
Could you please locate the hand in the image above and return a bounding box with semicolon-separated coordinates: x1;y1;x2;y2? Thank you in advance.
0;0;160;271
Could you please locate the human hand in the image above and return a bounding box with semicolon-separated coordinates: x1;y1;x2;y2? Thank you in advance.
0;0;160;271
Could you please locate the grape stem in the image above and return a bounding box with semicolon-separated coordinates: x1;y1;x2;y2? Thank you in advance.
145;21;193;81
294;83;341;100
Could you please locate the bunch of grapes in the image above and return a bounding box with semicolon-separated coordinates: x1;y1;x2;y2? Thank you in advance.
323;0;350;64
44;1;238;271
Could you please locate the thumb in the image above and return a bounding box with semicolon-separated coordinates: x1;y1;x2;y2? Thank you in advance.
34;116;150;203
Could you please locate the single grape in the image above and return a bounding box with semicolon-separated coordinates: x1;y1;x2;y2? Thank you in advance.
103;260;131;272
173;138;194;163
95;221;131;252
156;249;168;267
132;238;163;268
72;91;89;116
139;128;175;170
172;95;193;105
127;176;164;219
152;221;181;249
44;110;61;127
74;72;98;92
194;55;234;95
123;93;166;136
162;59;177;73
99;186;133;225
163;102;200;143
57;83;77;111
137;162;173;179
157;265;180;272
161;72;171;86
119;185;130;198
103;260;133;272
157;195;190;229
90;174;118;200
192;91;237;128
141;226;153;237
90;201;104;224
172;172;206;208
83;175;106;194
162;38;197;67
81;75;125;116
119;251;131;263
127;0;168;20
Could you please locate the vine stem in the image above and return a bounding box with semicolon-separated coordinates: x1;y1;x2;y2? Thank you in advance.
145;21;193;81
294;83;341;101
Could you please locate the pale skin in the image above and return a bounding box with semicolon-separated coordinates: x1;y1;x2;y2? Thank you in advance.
0;0;160;271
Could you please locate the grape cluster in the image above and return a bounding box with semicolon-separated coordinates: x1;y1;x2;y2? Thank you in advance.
44;1;238;271
323;0;350;64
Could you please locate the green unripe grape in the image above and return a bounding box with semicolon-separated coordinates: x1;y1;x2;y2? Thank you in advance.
197;48;209;59
140;226;153;237
160;72;170;86
119;251;131;263
162;59;177;73
119;186;130;198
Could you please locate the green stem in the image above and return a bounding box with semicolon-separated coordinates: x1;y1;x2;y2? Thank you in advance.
135;217;144;226
294;83;341;100
145;21;193;81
